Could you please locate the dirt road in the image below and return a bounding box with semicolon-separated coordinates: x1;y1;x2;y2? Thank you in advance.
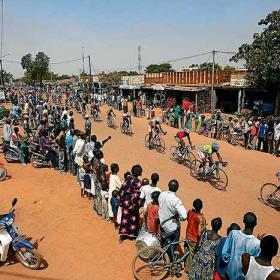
0;104;279;280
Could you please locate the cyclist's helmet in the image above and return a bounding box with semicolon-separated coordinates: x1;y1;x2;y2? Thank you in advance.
211;142;220;152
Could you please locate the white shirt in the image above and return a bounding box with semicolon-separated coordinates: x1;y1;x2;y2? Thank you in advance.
73;139;85;166
274;123;280;141
140;185;161;210
158;191;187;233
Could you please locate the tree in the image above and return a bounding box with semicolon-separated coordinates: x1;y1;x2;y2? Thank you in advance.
199;62;222;71
223;65;235;72
145;63;173;73
21;52;50;85
0;70;13;85
230;10;280;87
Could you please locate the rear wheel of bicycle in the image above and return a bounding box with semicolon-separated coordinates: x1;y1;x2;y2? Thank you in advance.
183;151;196;167
169;146;178;161
189;159;201;177
0;166;7;181
155;138;165;153
145;134;150;148
132;246;170;280
127;126;133;136
260;183;280;208
212;168;228;190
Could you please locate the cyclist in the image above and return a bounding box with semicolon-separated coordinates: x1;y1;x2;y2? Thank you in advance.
148;117;166;149
91;100;100;119
121;112;131;131
197;142;226;174
175;129;195;157
107;107;116;122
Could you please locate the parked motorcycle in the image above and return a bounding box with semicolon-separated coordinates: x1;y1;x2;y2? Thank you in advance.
30;152;52;168
0;198;41;269
4;146;21;163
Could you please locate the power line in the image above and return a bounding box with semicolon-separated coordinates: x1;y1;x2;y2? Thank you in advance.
164;51;212;63
51;58;82;65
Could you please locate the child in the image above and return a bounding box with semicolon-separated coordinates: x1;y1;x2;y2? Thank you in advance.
184;199;206;273
145;191;161;235
110;190;119;229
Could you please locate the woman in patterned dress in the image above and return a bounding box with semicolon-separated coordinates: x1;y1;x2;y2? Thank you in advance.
188;217;223;280
118;165;143;242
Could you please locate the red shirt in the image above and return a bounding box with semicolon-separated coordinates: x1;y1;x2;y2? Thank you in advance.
176;131;186;139
186;210;201;243
146;203;160;235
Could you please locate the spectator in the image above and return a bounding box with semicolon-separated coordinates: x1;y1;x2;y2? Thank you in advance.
110;190;119;229
184;198;206;273
242;235;280;280
189;217;222;280
222;212;261;280
158;179;187;262
145;191;161;235
274;118;280;157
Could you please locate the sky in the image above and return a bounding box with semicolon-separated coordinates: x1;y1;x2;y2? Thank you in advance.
1;0;280;77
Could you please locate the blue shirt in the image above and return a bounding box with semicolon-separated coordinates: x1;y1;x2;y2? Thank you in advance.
258;123;266;138
222;230;260;280
66;134;73;153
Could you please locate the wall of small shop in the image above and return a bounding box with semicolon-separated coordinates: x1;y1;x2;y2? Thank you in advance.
215;88;239;114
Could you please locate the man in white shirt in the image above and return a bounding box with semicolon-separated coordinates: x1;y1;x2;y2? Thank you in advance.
140;173;161;211
158;179;187;261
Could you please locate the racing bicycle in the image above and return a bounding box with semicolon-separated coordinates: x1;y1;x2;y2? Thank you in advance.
107;115;115;128
189;160;228;190
169;143;196;168
132;239;191;280
145;132;166;153
260;177;280;209
120;121;132;135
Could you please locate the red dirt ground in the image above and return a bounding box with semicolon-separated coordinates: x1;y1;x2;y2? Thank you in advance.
0;104;279;280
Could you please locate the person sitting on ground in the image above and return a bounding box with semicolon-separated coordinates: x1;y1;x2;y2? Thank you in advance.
184;198;206;273
222;212;261;280
242;235;280;280
145;191;161;235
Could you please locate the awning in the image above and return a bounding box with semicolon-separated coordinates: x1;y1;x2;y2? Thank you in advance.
119;85;140;90
165;85;208;92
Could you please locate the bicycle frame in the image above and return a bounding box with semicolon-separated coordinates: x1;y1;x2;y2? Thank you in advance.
148;239;190;268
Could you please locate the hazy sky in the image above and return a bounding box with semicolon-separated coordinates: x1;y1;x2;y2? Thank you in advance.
2;0;280;77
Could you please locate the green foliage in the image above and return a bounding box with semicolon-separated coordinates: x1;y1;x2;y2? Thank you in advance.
21;52;50;84
145;63;173;73
0;70;13;84
199;62;222;71
223;65;236;72
230;10;280;87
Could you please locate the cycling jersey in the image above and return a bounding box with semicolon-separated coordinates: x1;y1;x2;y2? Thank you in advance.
176;131;186;140
199;144;213;155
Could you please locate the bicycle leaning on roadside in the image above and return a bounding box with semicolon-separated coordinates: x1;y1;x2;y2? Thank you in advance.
132;239;191;280
145;132;166;153
189;159;228;190
169;143;196;168
260;172;280;209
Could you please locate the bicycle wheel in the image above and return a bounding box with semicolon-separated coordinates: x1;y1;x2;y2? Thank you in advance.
127;126;133;136
145;134;150;148
211;168;228;190
169;146;179;161
132;246;169;280
260;183;280;209
183;151;196;167
120;122;124;133
155;138;165;153
189;159;201;177
0;166;7;181
107;118;111;127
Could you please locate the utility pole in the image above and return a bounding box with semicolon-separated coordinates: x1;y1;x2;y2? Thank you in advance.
211;50;216;111
138;46;142;74
82;46;85;74
0;59;5;95
88;55;92;93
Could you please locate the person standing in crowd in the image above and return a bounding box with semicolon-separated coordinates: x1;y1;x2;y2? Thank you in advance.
84;115;92;138
2;118;12;147
257;119;267;151
108;163;122;220
145;191;161;235
55;126;67;175
158;179;187;262
251;118;260;150
73;133;86;184
174;104;180;128
66;129;75;174
189;217;223;280
140;173;161;212
110;190;119;229
184;199;206;273
242;235;280;280
222;212;261;280
10;127;25;165
274;118;280;157
23;115;30;138
118;165;143;242
215;223;241;280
